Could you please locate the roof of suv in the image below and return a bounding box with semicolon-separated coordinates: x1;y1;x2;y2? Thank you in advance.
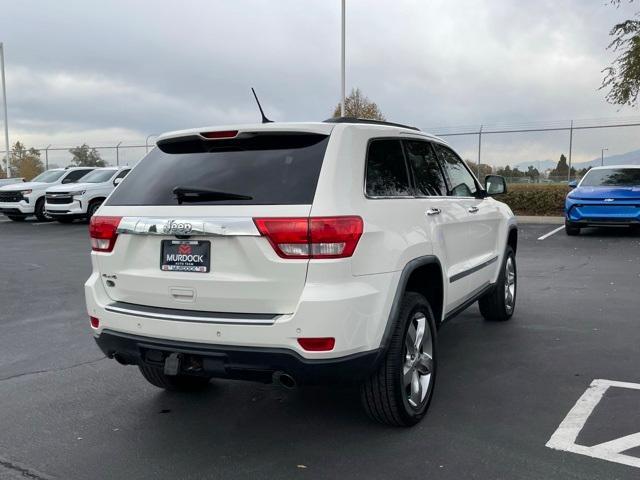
155;121;443;145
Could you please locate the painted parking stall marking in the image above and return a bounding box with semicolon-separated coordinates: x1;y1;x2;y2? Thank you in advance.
547;379;640;469
538;225;564;241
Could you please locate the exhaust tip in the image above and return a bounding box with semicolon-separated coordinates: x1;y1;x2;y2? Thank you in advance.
272;371;297;389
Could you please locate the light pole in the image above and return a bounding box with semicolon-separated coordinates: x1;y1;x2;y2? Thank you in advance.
115;141;122;166
601;148;608;166
340;0;346;117
44;144;51;170
0;42;10;177
145;134;158;153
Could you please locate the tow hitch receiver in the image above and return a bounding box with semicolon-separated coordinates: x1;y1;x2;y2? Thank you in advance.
164;352;181;376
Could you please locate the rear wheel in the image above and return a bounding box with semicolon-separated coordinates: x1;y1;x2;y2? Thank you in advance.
7;215;26;222
34;198;52;222
479;246;516;322
360;292;437;426
565;220;581;236
138;364;211;391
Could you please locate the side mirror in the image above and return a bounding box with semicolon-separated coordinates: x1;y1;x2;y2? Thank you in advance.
484;175;507;196
113;177;123;186
61;178;73;184
568;180;578;189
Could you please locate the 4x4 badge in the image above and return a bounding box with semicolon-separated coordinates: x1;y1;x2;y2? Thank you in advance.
163;220;193;234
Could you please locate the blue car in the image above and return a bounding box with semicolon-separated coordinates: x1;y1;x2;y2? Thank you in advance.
565;165;640;235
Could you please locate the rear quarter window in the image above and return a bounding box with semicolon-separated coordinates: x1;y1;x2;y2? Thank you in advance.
106;133;330;206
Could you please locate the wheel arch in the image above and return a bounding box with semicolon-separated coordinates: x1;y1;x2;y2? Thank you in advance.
507;226;518;253
379;256;445;353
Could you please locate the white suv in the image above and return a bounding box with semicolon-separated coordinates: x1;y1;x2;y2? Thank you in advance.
0;167;95;221
45;167;131;223
85;119;517;426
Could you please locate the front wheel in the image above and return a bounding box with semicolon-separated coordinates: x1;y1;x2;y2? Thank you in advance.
34;198;52;222
360;292;437;426
87;200;103;219
138;364;211;392
565;220;580;236
479;246;517;321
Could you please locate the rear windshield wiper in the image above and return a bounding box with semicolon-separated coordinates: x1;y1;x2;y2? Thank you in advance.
172;186;253;204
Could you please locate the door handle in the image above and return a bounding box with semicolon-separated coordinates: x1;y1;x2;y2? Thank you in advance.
426;208;441;216
468;206;479;214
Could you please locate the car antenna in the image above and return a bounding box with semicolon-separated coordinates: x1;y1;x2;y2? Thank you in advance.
251;88;273;123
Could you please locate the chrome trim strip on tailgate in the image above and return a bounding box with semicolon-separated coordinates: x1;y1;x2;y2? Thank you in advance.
116;217;260;236
105;302;280;325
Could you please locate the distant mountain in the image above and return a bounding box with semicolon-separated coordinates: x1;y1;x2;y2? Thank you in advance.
512;148;640;172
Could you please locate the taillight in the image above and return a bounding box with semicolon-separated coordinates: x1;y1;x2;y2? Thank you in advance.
89;216;122;252
90;316;100;328
253;216;363;259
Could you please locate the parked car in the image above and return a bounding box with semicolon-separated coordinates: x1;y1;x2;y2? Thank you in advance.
0;177;25;187
565;165;640;235
45;167;131;223
85;119;517;426
0;167;95;221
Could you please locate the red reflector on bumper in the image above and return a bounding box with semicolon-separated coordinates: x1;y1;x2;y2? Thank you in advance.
90;316;100;328
297;337;335;351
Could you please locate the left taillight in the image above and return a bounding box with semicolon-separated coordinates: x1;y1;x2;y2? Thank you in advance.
89;216;122;252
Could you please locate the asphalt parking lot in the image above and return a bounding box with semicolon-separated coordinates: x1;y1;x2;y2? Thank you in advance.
0;218;639;480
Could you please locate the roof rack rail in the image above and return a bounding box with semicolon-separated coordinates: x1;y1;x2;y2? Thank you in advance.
323;116;421;131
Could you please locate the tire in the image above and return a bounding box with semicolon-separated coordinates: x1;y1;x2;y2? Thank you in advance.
56;217;75;224
138;364;210;392
87;200;103;219
360;292;437;427
7;215;26;222
479;246;517;322
34;198;52;222
565;220;580;236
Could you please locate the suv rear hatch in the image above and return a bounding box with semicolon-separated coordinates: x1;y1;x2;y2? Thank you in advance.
93;128;332;316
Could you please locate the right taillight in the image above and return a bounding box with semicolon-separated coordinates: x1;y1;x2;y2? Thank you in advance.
253;216;363;259
89;216;122;252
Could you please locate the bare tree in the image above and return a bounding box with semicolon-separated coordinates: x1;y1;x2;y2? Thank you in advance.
333;88;386;120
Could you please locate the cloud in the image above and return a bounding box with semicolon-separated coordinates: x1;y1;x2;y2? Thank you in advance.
0;0;638;166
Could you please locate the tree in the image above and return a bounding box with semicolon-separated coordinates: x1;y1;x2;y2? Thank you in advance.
464;160;492;180
9;141;44;180
601;1;640;106
549;154;569;178
526;165;540;182
69;144;106;167
333;88;386;120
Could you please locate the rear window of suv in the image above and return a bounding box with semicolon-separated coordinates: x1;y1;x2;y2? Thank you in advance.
106;133;330;206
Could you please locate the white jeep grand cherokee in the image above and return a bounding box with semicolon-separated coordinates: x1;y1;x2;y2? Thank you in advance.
85;119;517;426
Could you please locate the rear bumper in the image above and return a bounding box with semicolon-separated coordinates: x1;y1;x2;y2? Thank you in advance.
95;329;381;385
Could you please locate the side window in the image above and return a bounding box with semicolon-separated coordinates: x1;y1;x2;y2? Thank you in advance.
115;169;130;180
365;139;411;197
404;140;447;196
433;144;478;197
62;169;93;183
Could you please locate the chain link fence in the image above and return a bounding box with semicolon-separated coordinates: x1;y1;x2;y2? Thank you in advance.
2;116;640;181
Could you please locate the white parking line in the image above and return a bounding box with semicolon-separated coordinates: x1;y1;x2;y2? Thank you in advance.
538;226;564;241
546;379;640;468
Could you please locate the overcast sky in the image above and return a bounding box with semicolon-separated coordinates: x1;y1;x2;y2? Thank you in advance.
1;0;639;167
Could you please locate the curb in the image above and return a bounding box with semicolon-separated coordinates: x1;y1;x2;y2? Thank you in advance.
516;216;564;225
